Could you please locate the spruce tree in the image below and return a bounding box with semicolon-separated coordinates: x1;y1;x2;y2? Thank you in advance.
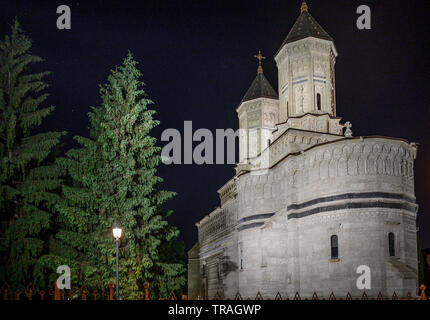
0;19;66;290
48;52;186;299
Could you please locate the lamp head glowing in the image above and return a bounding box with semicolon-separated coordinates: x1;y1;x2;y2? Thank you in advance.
113;222;122;240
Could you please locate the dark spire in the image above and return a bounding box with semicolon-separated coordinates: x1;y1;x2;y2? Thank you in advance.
241;51;278;103
278;1;333;51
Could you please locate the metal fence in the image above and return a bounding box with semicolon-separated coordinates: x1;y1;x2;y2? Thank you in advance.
1;282;428;301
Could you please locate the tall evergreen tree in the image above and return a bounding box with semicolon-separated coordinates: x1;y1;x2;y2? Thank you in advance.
0;19;66;290
46;52;185;299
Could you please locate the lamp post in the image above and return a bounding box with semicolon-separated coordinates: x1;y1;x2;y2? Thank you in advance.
112;222;122;300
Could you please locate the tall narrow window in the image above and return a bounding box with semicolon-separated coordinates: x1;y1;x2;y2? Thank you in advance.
388;232;395;257
202;262;206;276
217;263;222;280
331;235;339;259
317;93;322;111
239;244;243;270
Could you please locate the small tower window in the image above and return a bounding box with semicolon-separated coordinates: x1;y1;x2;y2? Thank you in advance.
388;233;395;257
317;93;322;111
217;263;222;280
331;235;339;259
202;261;206;276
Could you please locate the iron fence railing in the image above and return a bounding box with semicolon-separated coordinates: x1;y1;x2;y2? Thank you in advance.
0;282;428;301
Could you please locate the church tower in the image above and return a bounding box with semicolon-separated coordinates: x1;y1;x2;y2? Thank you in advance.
274;1;343;135
237;51;279;164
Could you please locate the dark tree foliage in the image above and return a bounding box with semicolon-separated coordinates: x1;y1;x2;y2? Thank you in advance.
43;52;186;299
0;19;66;290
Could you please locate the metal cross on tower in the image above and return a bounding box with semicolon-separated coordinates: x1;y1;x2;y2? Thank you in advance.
254;50;266;74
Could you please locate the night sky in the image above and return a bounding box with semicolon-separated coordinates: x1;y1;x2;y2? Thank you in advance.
1;0;429;250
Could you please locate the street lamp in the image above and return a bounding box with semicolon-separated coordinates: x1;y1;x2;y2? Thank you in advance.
112;222;122;300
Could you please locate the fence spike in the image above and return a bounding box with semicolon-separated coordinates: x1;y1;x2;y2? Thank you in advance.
234;291;242;300
294;292;301;300
377;292;383;300
329;292;336;300
406;292;412;300
255;292;263;300
312;292;319;300
361;292;368;300
346;292;352;300
275;292;283;300
213;292;222;300
168;291;177;300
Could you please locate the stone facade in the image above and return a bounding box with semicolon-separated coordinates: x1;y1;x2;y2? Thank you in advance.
188;4;419;299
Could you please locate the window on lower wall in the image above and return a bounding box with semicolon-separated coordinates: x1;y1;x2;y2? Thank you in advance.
331;235;339;259
388;232;395;257
239;243;243;270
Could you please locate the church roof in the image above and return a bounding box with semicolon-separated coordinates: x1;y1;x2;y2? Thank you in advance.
278;2;333;51
241;72;278;103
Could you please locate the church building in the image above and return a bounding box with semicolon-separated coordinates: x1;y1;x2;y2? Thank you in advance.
188;2;419;299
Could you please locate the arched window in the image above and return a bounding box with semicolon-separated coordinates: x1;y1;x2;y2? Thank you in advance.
317;93;322;111
388;233;395;257
331;235;339;259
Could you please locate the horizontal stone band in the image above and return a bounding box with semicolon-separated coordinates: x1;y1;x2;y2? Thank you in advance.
287;201;417;220
237;222;265;232
237;213;275;225
287;192;416;211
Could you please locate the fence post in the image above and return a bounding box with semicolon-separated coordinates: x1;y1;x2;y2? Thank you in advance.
108;282;115;300
92;289;98;301
26;283;35;300
81;286;87;300
144;282;150;300
15;290;21;300
39;290;46;301
54;282;61;300
1;283;10;300
420;285;427;300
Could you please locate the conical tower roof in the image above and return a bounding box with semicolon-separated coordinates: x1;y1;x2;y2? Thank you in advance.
278;1;333;51
241;73;278;103
241;51;278;103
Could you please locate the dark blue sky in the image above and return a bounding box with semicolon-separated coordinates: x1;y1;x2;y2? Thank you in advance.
1;0;429;250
